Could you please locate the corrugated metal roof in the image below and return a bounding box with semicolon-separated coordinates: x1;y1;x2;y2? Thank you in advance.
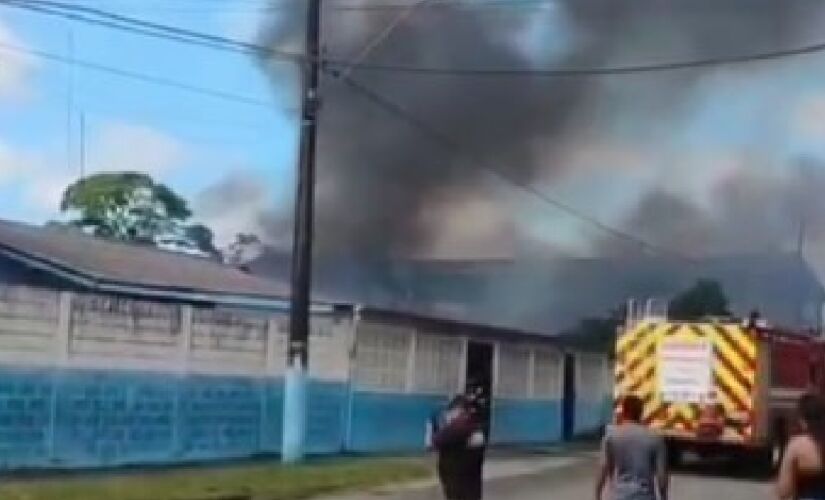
0;219;291;303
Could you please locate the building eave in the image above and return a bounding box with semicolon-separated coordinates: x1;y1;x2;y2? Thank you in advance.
0;244;336;313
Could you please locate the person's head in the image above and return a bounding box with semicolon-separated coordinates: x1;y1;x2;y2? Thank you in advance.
621;395;645;423
448;395;468;411
798;393;825;434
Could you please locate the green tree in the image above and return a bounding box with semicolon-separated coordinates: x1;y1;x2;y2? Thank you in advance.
564;306;625;356
184;224;219;256
60;172;215;255
668;279;731;321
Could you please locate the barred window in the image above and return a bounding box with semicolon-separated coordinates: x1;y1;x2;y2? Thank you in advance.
354;322;411;392
413;333;462;394
533;347;562;400
578;354;607;401
496;343;531;399
310;316;333;337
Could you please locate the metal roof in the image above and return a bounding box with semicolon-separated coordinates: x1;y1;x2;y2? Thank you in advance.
0;219;299;308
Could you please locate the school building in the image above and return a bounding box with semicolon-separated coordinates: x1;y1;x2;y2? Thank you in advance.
0;219;611;469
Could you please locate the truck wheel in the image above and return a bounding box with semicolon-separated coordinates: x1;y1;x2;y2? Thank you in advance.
770;439;785;472
766;421;789;475
757;438;785;476
667;442;682;468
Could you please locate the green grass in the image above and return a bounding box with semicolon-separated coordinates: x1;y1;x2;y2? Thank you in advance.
0;458;432;500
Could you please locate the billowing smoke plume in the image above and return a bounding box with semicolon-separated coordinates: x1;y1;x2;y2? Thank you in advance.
244;0;825;260
601;157;825;257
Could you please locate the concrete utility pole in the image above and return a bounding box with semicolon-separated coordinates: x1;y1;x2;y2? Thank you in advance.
282;0;322;464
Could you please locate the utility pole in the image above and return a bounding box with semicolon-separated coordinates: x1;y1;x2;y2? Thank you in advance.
282;0;322;464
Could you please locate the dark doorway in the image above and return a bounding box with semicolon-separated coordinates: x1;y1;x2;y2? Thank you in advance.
466;341;494;436
563;353;577;441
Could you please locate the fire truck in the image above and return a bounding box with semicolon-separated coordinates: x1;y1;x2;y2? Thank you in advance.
614;302;825;469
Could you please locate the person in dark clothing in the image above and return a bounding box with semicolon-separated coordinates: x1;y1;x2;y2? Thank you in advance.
433;395;485;500
465;384;489;495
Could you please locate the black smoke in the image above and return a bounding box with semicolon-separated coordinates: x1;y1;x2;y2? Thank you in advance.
601;157;825;257
250;0;825;259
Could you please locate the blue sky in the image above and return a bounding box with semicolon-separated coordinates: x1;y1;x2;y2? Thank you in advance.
0;0;297;244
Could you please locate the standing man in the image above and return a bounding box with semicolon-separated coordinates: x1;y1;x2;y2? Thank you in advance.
433;395;485;500
596;395;669;500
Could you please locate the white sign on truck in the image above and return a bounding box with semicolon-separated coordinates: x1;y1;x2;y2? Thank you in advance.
659;338;713;403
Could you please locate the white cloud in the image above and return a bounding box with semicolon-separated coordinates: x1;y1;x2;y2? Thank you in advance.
25;173;72;215
220;11;264;43
13;122;188;216
87;122;186;176
0;141;25;183
0;19;37;103
793;94;825;140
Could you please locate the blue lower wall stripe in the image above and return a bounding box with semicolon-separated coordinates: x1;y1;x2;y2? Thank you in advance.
0;365;609;469
0;367;348;469
490;399;562;445
347;392;447;453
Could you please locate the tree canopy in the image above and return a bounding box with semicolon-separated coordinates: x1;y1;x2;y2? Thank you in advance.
668;279;731;321
59;172;216;256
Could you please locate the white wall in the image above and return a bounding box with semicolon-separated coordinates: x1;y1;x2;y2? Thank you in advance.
0;285;350;381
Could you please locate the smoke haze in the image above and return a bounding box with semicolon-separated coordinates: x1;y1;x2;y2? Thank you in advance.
234;0;825;259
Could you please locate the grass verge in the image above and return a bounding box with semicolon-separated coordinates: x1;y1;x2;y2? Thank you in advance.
0;458;432;500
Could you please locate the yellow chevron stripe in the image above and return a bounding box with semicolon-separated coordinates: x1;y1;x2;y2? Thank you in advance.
714;366;752;409
723;324;757;360
713;325;757;373
616;320;760;442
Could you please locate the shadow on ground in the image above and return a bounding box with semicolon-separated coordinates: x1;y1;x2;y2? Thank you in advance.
675;454;773;483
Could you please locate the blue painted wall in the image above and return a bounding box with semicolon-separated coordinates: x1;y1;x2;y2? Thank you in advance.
574;398;611;436
490;399;562;445
0;365;598;469
0;367;350;469
347;391;446;452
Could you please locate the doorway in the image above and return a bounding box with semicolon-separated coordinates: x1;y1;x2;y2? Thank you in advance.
563;353;577;441
465;341;494;436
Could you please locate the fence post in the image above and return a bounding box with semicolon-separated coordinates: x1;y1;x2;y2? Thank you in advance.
405;329;417;394
261;317;281;452
55;292;72;365
48;291;73;461
266;318;280;374
173;305;193;458
527;348;536;399
179;305;193;372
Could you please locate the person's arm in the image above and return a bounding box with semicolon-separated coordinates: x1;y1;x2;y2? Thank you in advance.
655;437;669;500
776;439;797;500
595;435;612;500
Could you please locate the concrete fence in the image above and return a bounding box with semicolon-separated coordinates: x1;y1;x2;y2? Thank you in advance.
0;286;351;469
0;285;611;469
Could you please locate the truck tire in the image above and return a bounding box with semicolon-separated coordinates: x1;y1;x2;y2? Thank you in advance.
758;423;787;476
667;441;682;468
769;421;788;474
770;437;785;472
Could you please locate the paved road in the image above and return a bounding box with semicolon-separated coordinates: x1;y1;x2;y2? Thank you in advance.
351;455;773;500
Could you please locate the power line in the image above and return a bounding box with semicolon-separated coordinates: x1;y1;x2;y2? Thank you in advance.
0;41;282;108
6;0;825;77
326;69;685;259
339;0;432;80
66;0;560;13
0;0;276;58
325;0;561;11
